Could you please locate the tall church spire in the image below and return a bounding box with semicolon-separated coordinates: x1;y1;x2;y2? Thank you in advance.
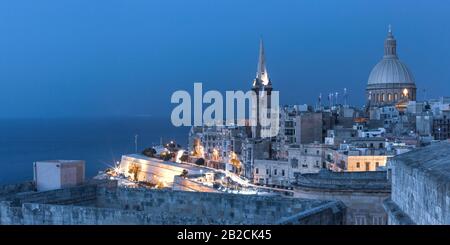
384;24;397;58
254;39;271;88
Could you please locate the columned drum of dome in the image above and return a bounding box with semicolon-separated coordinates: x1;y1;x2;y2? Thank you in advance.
366;26;417;107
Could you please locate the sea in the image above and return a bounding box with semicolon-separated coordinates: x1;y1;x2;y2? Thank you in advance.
0;117;189;185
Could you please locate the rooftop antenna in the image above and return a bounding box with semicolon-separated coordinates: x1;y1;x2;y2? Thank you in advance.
134;134;139;153
328;93;332;108
318;93;322;111
335;92;339;106
344;88;348;107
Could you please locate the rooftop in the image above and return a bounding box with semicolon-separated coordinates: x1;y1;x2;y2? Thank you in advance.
392;141;450;182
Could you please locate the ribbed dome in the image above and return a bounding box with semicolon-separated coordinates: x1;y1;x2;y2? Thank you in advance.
367;57;415;85
367;26;415;86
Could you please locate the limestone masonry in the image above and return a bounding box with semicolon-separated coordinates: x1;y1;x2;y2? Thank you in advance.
0;180;345;225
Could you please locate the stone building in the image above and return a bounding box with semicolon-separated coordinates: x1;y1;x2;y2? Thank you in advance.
240;138;272;179
366;26;416;108
188;125;246;158
416;113;433;136
346;155;388;172
328;138;393;172
325;127;358;146
294;111;334;144
252;159;292;187
432;115;450;140
384;142;450;225
288;143;330;174
295;170;391;225
251;143;332;186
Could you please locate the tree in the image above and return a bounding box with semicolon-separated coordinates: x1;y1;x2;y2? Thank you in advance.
142;147;157;158
180;169;189;178
179;154;188;162
128;163;141;181
195;158;205;166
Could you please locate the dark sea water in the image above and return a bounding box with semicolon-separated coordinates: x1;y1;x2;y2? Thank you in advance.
0;117;188;185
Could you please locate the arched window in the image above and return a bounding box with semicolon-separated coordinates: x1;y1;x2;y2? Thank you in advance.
376;94;380;102
381;93;385;102
394;93;398;101
388;93;392;101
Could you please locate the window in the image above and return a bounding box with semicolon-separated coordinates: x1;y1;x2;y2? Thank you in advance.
356;162;360;168
274;169;278;176
375;162;379;168
388;93;392;101
365;162;370;171
394;93;398;101
315;161;319;167
304;149;308;154
291;158;299;168
255;168;259;174
266;169;270;175
282;170;285;176
316;150;320;155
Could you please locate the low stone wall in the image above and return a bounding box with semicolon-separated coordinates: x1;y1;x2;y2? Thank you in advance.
0;181;35;200
5;180;115;207
96;188;341;224
278;202;346;225
0;180;345;225
10;184;97;207
0;201;202;225
296;170;390;190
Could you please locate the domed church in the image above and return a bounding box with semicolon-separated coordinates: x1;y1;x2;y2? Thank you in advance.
366;26;417;108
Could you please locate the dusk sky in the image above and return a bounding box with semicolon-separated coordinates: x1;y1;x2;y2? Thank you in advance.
0;0;449;118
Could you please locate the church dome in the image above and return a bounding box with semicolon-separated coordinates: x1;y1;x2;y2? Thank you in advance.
367;58;415;85
367;26;415;86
